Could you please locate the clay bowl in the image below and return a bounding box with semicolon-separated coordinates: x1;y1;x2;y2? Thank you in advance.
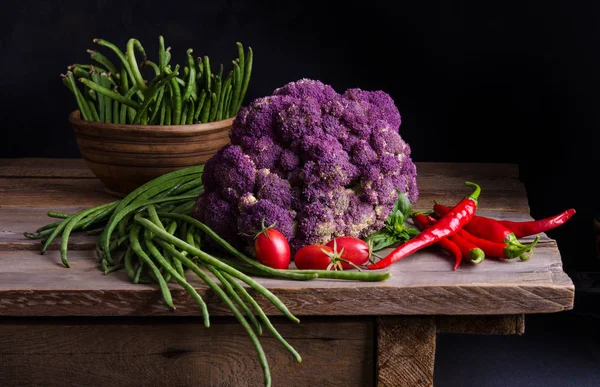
69;110;233;197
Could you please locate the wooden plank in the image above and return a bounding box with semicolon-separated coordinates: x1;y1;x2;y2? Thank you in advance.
377;316;436;387
435;314;525;335
0;239;573;317
0;159;518;180
0;207;95;251
0;160;528;211
415;162;519;179
0;178;115;208
0;316;374;387
0;176;529;213
0;158;95;178
0;208;550;252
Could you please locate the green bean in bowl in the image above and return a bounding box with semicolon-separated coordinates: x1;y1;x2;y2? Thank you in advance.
62;36;253;125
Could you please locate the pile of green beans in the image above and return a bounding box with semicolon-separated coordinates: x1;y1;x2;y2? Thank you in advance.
27;166;390;387
62;36;253;125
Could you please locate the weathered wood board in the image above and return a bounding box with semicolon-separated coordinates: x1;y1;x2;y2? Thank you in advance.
0;159;573;319
0;317;374;387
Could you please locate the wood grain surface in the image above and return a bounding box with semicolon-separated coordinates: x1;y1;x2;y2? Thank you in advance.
0;159;573;318
377;316;436;387
0;159;529;211
0;316;374;387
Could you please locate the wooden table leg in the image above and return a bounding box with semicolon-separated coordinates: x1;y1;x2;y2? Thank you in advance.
376;316;436;387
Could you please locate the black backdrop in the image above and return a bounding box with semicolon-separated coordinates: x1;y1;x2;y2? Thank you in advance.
1;0;599;273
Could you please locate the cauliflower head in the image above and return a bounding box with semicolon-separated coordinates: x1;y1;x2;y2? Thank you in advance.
193;78;419;253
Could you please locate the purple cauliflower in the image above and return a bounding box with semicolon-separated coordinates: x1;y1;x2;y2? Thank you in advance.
193;78;419;253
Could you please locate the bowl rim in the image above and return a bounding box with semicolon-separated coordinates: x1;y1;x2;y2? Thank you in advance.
69;110;235;134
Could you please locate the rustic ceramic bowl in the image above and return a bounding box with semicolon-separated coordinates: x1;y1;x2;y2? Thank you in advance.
69;110;233;197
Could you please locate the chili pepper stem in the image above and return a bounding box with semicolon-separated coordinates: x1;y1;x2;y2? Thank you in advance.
504;235;541;259
468;248;486;264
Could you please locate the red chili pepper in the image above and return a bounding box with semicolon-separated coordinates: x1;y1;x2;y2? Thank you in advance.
447;233;485;264
412;213;463;270
455;225;540;260
433;203;529;249
497;209;576;238
366;182;481;270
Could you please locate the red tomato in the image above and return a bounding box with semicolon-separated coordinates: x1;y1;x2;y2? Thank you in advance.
293;245;336;270
254;229;291;270
326;236;371;269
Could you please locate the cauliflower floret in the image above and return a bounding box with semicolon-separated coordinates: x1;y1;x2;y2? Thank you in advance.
194;78;418;252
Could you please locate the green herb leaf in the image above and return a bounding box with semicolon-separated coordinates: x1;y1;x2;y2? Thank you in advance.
394;190;412;219
369;231;399;252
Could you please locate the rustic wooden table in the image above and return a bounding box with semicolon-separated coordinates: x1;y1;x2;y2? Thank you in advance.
0;159;574;387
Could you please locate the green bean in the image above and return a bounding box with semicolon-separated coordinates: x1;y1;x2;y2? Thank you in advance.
223;271;301;363
158;36;166;71
144;60;160;76
156;239;271;386
194;89;207;121
69;63;106;72
90;72;104;121
159;91;167;125
133;260;145;284
210;75;221;121
88;89;97;102
166;221;185;277
48;211;71;219
100;194;198;263
120;66;129;94
36;221;61;233
217;74;230;121
156;213;317;281
84;227;105;236
60;202;114;268
129;224;175;310
100;74;113;123
180;104;188;125
165;47;172;66
167;71;182;125
216;257;274;277
168;200;196;215
123;244;136;280
208;92;218;122
229;61;242;117
79;78;141;109
24;229;53;240
236;42;245;80
200;91;211;123
65;72;92;121
238;46;253;113
119;103;128;124
143;230;209;326
207;265;262;335
129;174;201;219
104;263;123;274
112;99;120;124
186;100;194;125
165;98;172;125
87;49;118;76
139;218;300;324
93;39;141;98
133;73;177;125
182;49;196;102
203;56;212;91
148;87;165;125
218;63;223;83
87;100;100;122
223;83;233;119
126;38;148;91
72;65;91;80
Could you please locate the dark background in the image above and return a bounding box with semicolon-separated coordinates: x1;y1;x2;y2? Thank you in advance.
1;1;599;385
